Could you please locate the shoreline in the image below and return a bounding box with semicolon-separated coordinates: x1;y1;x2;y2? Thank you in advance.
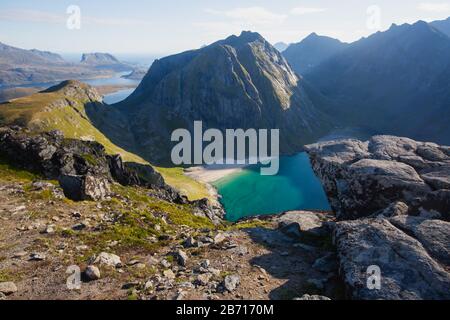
184;164;248;206
184;164;246;184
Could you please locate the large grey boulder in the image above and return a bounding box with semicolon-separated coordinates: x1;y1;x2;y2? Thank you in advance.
59;174;111;201
306;135;450;220
277;211;332;239
334;217;450;300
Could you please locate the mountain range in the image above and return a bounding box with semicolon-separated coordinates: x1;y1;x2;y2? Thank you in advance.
0;42;133;87
1;18;450;165
296;21;450;145
283;33;348;75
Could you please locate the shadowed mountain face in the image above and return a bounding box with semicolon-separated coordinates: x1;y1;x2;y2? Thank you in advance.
304;21;450;145
116;31;332;164
283;33;348;75
431;17;450;36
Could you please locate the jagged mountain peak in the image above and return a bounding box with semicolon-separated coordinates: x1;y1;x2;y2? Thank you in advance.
283;33;348;75
115;32;331;163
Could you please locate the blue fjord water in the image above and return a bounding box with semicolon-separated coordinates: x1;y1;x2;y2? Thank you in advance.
213;153;331;222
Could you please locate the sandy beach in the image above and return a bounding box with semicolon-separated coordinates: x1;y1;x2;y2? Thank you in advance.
184;164;247;184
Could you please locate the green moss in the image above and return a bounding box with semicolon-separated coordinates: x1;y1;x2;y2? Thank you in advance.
112;184;215;230
229;219;271;230
156;166;211;201
31;189;54;200
0;269;21;282
81;153;98;166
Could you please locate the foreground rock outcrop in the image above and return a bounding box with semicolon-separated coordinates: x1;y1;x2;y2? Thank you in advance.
306;135;450;220
0;126;179;202
306;136;450;300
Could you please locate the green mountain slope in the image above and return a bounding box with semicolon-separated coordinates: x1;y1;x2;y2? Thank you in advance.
0;80;210;200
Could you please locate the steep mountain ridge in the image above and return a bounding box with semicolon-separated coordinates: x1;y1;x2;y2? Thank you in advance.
117;31;332;163
304;21;450;145
431;17;450;36
283;33;348;75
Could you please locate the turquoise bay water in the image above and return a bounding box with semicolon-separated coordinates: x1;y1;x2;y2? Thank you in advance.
213;153;331;222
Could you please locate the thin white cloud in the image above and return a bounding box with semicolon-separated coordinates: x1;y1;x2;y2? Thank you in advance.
290;7;327;15
0;9;152;27
417;2;450;12
204;7;287;26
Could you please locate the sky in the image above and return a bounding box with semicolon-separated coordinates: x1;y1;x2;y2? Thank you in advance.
1;0;450;55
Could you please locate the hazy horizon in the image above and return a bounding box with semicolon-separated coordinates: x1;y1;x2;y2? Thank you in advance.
1;0;450;55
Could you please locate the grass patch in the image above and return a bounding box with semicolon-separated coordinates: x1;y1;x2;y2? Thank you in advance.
229;219;271;231
156;166;211;201
0;88;208;201
112;184;215;230
0;269;21;282
0;157;42;182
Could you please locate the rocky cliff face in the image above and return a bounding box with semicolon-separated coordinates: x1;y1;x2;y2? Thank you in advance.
116;31;331;163
304;21;450;145
306;135;450;220
305;136;450;300
0;126;179;202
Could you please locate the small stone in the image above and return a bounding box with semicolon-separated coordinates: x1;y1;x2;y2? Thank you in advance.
42;224;56;234
223;275;240;292
214;233;226;244
10;205;26;213
12;251;28;259
85;265;101;280
92;252;122;267
174;250;188;267
127;259;141;266
72;211;82;218
209;268;221;277
183;237;198;248
196;273;212;286
295;294;331;301
0;282;18;295
72;223;87;231
29;253;46;261
174;291;187;300
135;263;146;270
160;259;171;268
200;260;210;269
163;269;175;280
76;245;89;251
154;224;161;232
